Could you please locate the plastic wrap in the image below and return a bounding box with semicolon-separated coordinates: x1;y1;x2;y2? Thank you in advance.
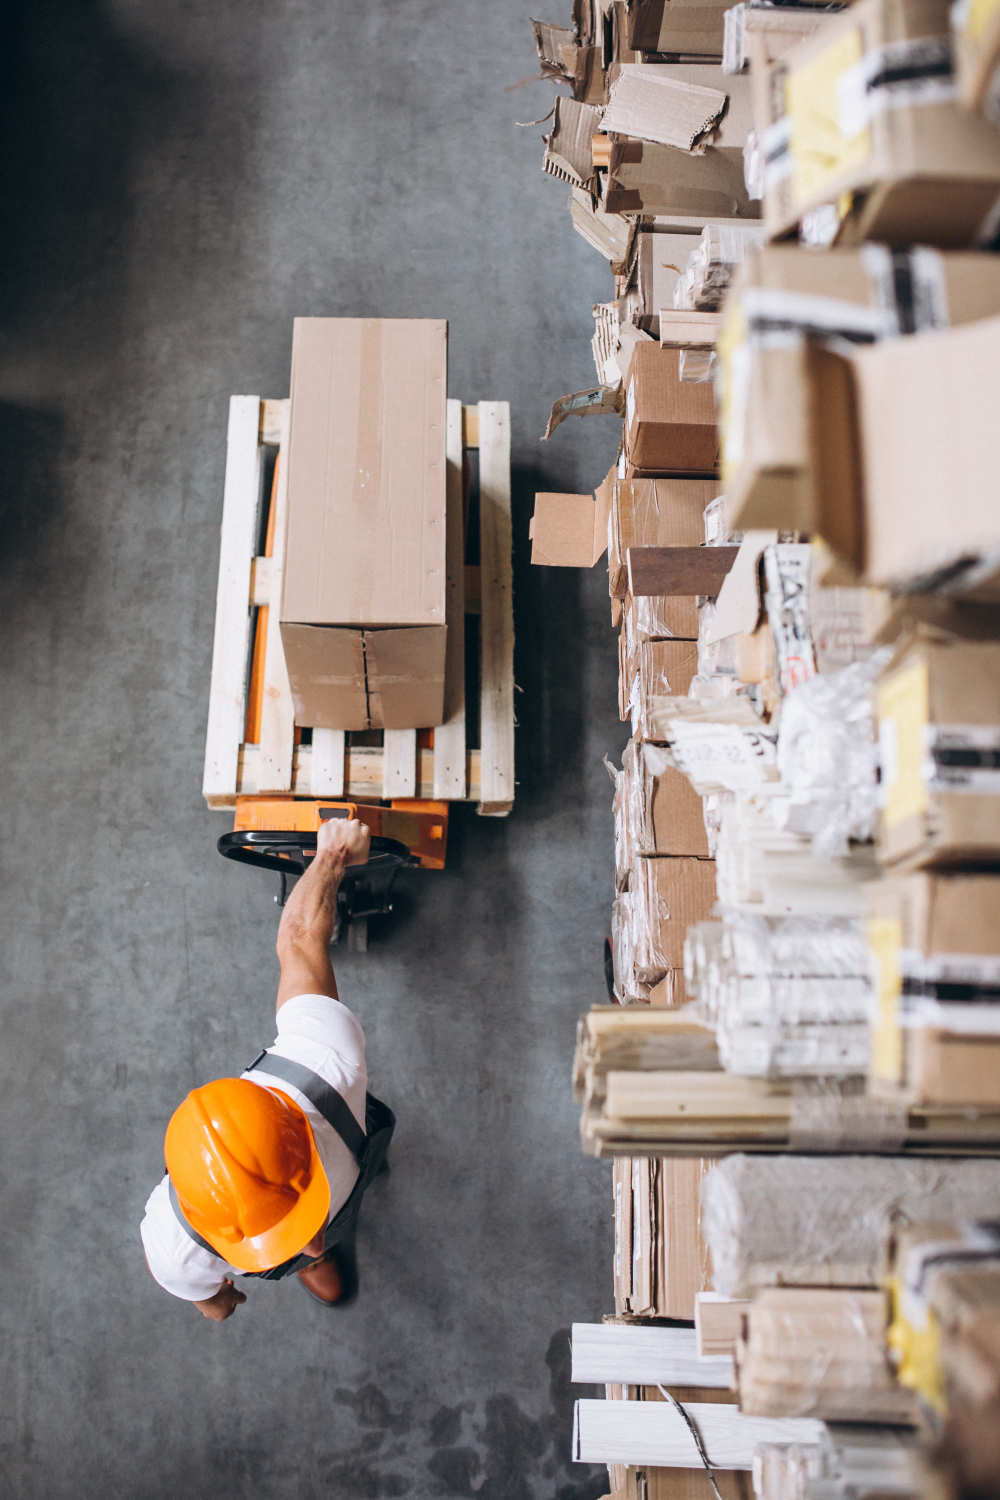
776;649;893;860
754;1429;923;1500
672;224;769;312
703;494;741;547
697;598;741;682
744;128;765;199
701;1154;1000;1297
628;640;699;741
737;1287;912;1423
763;544;816;696
678;348;717;383
686;910;873;1077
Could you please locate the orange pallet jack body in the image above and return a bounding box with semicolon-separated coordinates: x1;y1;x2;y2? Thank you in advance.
233;795;449;871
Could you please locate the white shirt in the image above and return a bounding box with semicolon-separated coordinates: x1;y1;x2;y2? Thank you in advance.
141;995;367;1301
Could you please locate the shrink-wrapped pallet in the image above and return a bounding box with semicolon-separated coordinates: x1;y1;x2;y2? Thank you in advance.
702;1154;1000;1297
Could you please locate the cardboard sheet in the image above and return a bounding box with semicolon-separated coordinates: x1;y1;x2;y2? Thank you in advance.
530;491;611;567
603;64;729;151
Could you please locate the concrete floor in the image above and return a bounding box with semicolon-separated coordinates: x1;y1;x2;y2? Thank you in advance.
0;3;630;1496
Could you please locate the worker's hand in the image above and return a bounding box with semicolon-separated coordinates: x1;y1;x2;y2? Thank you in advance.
194;1278;246;1322
318;817;370;868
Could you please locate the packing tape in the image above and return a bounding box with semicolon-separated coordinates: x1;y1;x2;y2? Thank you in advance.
789;1077;908;1152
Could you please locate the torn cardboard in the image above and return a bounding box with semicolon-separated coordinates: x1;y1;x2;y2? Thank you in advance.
543;382;625;439
530;490;612;567
281;317;448;730
543;95;603;194
706;531;777;643
602;64;729;150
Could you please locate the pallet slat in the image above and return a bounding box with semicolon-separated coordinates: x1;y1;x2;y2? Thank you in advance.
433;399;467;799
311;727;345;797
477;400;514;816
383;729;418;798
257;400;295;792
202;396;263;808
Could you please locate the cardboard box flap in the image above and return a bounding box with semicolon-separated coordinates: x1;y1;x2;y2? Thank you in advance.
705;530;777;642
543;96;603;193
602;64;728;151
530;492;610;567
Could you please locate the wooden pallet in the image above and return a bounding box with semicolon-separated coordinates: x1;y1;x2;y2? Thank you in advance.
202;396;514;814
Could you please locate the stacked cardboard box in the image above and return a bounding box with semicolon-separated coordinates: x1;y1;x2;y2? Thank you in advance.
521;2;1000;1493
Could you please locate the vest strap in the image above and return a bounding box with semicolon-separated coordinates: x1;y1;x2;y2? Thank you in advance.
246;1051;367;1164
168;1177;223;1259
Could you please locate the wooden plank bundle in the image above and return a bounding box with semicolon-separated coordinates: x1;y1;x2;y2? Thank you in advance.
735;1289;918;1424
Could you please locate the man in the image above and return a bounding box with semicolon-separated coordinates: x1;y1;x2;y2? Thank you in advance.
140;817;393;1319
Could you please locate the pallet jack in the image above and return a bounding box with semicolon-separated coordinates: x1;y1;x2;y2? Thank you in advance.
219;794;450;951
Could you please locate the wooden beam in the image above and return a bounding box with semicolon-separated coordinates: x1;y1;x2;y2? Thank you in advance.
627;545;739;597
477;401;515;816
257;400;295;791
571;1325;733;1389
572;1399;825;1470
382;728;417;799
202;396;263;808
433;399;467;800
259;398;285;445
462;404;479;448
658;310;723;349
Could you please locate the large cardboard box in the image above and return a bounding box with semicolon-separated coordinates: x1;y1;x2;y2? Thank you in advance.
851;312;1000;598
875;631;1000;869
868;871;1000;1100
625;345;719;477
720;245;1000;536
618;740;710;875
281;318;448;730
626;637;701;737
609;475;717;597
631;854;718;981
625;0;731;58
763;0;1000;245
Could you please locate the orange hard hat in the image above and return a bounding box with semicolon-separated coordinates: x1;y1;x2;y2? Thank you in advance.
164;1078;330;1273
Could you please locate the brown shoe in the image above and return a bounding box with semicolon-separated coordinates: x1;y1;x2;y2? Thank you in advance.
297;1254;345;1307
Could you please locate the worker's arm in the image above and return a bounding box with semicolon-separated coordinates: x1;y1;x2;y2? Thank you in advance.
193;1277;247;1322
275;818;371;1011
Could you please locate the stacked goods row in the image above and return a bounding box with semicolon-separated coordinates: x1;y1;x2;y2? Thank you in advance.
523;2;1000;1497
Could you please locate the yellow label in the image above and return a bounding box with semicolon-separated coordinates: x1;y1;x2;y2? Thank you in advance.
867;916;903;1083
887;1278;947;1415
877;661;930;831
968;0;1000;42
717;298;748;483
786;28;872;211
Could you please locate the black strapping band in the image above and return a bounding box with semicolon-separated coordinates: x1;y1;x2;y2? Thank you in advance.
247;1052;367;1164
